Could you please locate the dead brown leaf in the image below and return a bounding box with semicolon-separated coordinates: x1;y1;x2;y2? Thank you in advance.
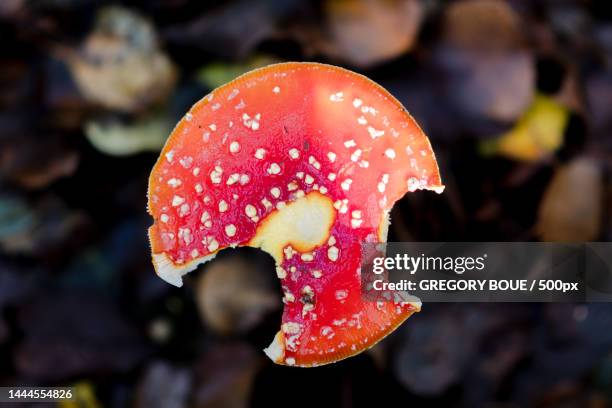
433;0;534;123
66;6;177;113
195;257;279;335
442;0;526;51
322;0;423;68
537;158;603;242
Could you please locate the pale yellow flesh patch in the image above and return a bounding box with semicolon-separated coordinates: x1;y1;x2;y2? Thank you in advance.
151;251;217;287
378;209;391;243
150;192;335;287
248;191;336;262
263;331;286;363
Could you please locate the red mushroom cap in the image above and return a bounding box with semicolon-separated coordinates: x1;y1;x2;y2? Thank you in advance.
147;62;444;367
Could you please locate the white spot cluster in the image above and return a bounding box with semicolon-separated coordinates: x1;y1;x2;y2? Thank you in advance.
242;112;261;130
179;156;193;168
171;195;185;207
261;198;273;210
229;141;240;153
308;156;321;170
245;204;259;222
200;211;212;228
210;166;223;184
267;163;281;175
234;99;246;110
254;148;266;160
218;200;228;212
282;322;302;335
341;178;352;191
329;92;344;102
178;227;192;245
288;148;300;159
301;253;314;261
202;236;219;252
344;139;356;148
225;224;237;237
327;245;339;262
167;178;182;188
368;126;385;139
351;209;362;228
283;245;296;260
333;199;348;214
407;177;419;192
226;173;240;185
276;266;287;279
179;203;190;217
377;173;389;193
227;89;239;100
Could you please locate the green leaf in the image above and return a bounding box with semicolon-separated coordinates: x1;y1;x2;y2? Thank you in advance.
84;114;172;156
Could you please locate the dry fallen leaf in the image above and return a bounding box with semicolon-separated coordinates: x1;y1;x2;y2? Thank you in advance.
433;0;534;123
434;47;535;123
0;0;22;18
195;256;279;335
66;6;177;112
320;0;422;68
0;136;79;189
441;0;526;51
480;93;569;161
537;158;602;242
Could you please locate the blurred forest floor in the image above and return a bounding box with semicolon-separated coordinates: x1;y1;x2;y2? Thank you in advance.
1;0;612;407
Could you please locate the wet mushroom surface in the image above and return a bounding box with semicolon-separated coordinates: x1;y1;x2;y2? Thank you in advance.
147;62;443;367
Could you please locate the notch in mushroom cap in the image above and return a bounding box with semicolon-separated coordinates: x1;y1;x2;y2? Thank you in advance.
147;62;444;367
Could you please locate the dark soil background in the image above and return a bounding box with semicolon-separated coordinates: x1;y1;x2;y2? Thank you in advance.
1;0;612;407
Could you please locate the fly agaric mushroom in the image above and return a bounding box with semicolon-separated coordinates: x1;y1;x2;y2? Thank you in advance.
147;62;444;367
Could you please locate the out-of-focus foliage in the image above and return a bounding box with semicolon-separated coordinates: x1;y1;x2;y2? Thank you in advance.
197;55;281;89
195;255;279;335
59;382;103;408
537;158;603;242
0;194;86;255
135;362;191;408
66;7;177;112
322;0;423;68
480;94;569;161
433;0;535;125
